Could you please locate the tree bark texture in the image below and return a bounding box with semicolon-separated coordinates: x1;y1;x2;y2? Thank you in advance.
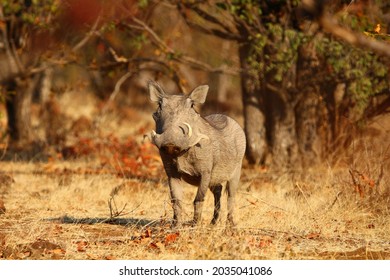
238;39;268;165
294;42;324;167
5;78;36;146
264;84;299;169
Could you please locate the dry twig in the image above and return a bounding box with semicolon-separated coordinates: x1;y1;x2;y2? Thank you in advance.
108;196;128;219
72;15;101;52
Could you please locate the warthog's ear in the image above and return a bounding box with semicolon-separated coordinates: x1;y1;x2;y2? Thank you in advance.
189;85;209;104
148;81;165;102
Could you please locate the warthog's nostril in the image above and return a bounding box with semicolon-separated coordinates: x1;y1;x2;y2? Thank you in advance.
161;144;181;155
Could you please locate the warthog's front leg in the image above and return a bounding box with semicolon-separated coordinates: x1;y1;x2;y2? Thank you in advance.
193;173;211;225
168;177;184;227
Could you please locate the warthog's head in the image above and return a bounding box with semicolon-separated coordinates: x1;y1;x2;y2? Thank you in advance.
148;81;210;156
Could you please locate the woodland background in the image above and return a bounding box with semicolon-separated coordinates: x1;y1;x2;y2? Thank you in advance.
0;0;389;260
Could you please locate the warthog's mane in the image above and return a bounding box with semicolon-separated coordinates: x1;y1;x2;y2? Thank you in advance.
203;114;229;131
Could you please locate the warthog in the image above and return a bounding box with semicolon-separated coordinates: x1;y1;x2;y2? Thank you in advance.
148;81;246;227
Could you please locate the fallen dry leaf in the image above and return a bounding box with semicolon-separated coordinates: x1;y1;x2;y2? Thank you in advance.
258;237;273;248
76;241;88;252
165;232;179;245
104;254;116;260
144;228;152;238
305;232;321;240
19;250;32;259
149;241;164;251
246;198;258;206
0;174;15;187
50;248;66;254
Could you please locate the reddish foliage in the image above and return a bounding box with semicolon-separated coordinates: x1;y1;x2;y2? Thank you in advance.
60;0;102;30
349;168;379;198
143;228;152;238
61;134;162;179
104;254;116;260
164;232;180;246
76;241;88;252
305;232;321;240
258;238;273;248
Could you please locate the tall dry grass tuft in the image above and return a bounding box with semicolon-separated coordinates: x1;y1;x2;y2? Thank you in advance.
342;128;390;215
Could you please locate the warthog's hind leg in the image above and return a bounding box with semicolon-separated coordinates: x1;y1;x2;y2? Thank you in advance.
210;184;223;225
226;167;241;227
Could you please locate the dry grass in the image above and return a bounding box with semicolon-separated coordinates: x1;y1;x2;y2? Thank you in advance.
0;153;390;259
0;91;389;260
1;159;389;260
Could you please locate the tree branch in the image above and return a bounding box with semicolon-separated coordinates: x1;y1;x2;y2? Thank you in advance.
224;0;264;35
128;17;240;75
364;93;390;119
72;15;101;52
0;5;22;78
319;14;390;57
177;3;242;41
301;0;390;57
181;2;236;34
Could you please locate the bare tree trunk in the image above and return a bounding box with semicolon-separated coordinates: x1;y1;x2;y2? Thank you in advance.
1;3;39;149
238;40;268;165
265;84;299;169
295;92;322;167
5;77;37;146
294;42;323;167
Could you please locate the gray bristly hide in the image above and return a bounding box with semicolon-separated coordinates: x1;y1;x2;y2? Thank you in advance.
148;81;246;227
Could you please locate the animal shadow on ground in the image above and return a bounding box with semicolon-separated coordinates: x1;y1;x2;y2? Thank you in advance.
45;215;164;228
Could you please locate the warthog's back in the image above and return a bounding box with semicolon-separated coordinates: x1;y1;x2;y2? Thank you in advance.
205;114;246;155
204;114;246;183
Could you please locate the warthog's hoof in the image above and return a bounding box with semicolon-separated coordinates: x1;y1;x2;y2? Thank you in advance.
170;221;182;229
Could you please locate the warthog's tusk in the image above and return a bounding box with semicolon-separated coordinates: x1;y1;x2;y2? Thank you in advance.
198;133;209;141
188;132;209;147
183;122;192;138
143;130;157;142
149;130;159;145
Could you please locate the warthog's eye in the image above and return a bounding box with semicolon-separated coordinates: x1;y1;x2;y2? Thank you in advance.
190;102;200;114
153;102;162;120
186;98;195;109
152;111;158;121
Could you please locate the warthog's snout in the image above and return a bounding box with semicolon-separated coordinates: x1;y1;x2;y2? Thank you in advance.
151;122;193;154
161;143;182;155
